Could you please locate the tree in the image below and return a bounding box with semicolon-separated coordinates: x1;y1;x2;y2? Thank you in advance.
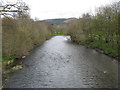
0;0;29;17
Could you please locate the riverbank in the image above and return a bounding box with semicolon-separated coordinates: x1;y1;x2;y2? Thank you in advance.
2;38;52;83
64;2;119;61
3;36;118;88
71;39;119;60
2;16;53;83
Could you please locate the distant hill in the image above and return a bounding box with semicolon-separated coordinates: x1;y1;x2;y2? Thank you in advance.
64;18;78;23
41;18;77;25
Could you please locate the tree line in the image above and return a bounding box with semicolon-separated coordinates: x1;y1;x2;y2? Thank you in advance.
65;2;119;59
1;1;52;62
1;1;120;61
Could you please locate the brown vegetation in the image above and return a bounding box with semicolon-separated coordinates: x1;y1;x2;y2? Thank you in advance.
2;16;51;59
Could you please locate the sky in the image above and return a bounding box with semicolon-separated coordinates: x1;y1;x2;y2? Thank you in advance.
1;0;119;20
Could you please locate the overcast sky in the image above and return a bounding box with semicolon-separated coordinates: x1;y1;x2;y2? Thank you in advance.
1;0;119;20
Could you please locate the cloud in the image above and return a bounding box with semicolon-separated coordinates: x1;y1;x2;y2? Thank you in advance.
4;0;118;20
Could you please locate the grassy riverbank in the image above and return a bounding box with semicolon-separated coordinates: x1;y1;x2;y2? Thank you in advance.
2;16;53;80
65;2;119;60
71;39;119;59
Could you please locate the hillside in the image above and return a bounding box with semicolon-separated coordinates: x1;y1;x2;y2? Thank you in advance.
41;18;77;25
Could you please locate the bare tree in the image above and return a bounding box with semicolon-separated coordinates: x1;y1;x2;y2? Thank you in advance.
0;0;29;17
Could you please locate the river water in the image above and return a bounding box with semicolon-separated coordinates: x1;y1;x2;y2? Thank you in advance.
4;36;118;88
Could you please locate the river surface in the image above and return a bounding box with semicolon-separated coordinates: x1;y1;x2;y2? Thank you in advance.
4;36;118;88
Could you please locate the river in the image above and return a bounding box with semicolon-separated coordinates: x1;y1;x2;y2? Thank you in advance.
4;36;118;88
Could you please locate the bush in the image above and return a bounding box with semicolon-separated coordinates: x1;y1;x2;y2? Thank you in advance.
64;2;119;58
2;16;51;59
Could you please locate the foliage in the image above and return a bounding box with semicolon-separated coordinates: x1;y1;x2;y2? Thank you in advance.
65;2;119;58
50;24;67;36
2;16;52;60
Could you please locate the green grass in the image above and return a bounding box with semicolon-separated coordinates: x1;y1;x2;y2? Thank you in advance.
85;40;118;57
72;37;119;58
51;31;64;36
3;55;15;62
